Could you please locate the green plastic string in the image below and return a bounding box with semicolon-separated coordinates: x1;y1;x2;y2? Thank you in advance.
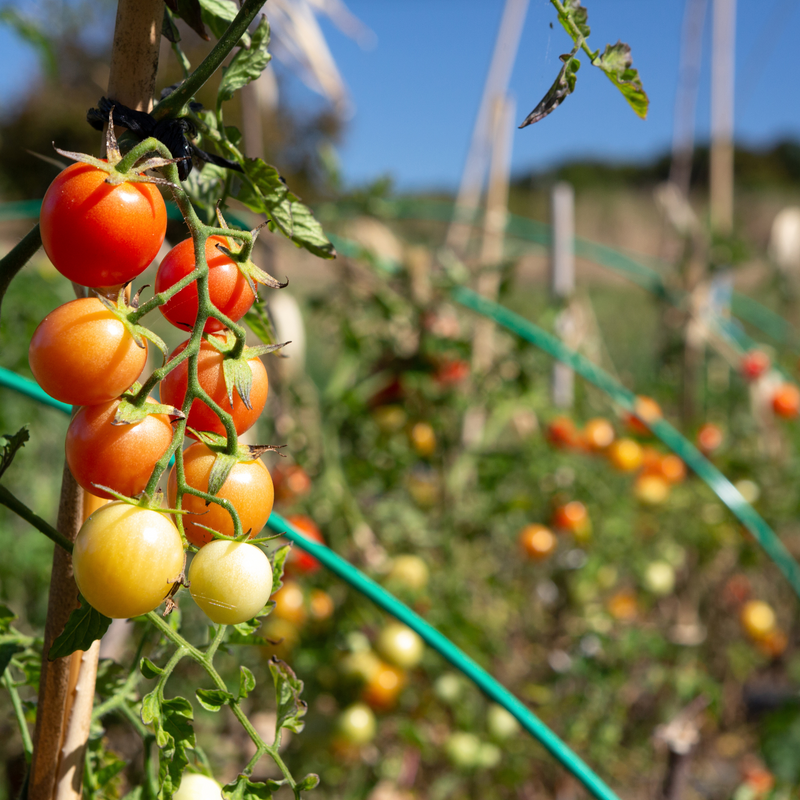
451;285;800;601
269;510;623;800
0;366;71;415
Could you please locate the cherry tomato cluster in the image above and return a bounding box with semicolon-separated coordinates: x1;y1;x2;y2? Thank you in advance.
29;145;280;625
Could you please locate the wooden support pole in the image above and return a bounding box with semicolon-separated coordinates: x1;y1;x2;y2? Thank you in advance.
550;182;575;409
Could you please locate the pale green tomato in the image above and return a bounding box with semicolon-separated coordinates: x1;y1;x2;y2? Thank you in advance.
337;702;376;745
189;540;273;625
73;502;184;619
643;561;676;596
385;554;429;592
487;704;521;741
375;622;424;669
445;732;481;768
476;742;502;769
173;774;222;800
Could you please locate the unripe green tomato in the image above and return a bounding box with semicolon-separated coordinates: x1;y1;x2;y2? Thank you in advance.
434;673;463;704
476;742;502;769
445;732;482;768
336;702;376;745
189;540;273;625
73;502;184;619
385;554;429;592
376;623;424;669
487;704;521;741
173;774;222;800
643;561;676;596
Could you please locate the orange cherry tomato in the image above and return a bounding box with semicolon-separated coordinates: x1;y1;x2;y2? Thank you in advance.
607;438;644;472
772;384;800;419
285;514;325;576
518;524;557;561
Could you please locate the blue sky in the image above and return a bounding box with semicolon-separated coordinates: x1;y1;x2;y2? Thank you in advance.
2;1;799;192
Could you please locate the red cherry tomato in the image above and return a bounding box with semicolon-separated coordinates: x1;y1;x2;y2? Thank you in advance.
772;384;800;419
158;337;268;437
741;350;770;381
29;297;148;405
66;396;174;500
285;515;325;576
155;235;255;333
168;442;274;546
40;162;166;287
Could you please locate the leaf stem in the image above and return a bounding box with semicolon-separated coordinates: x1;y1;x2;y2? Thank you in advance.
0;484;74;553
4;669;33;761
0;224;42;321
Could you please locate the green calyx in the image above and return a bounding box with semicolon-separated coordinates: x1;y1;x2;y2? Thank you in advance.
95;286;169;363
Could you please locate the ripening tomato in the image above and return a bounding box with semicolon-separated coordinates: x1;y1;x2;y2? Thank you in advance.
40;161;166;287
284;515;324;576
545;416;579;449
696;422;724;455
518;524;557;561
384;554;429;592
772;384;800;419
272;464;312;504
740;600;776;641
656;454;687;484
633;473;671;505
551;501;591;541
29;298;148;405
607;438;644;472
155;235;255;332
376;623;424;669
625;396;661;436
173;774;223;800
607;589;638;621
189;539;273;625
271;580;307;626
168;442;274;546
409;421;436;457
66;396;174;500
362;661;407;711
73;502;184;619
336;703;376;745
583;418;615;451
741;350;770;381
158;337;268;437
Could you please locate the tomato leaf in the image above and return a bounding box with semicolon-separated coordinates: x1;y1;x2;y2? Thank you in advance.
297;774;320;792
236;158;336;259
555;0;591;41
0;605;17;634
208;451;239;497
243;296;280;347
217;16;271;108
199;0;250;46
0;643;22;677
591;41;649;119
268;656;307;737
0;426;29;481
196;688;234;711
139;657;164;679
140;690;159;725
154;696;196;799
49;595;112;661
223;354;254;409
222;776;282;800
519;50;580;128
239;665;256;700
271;545;291;591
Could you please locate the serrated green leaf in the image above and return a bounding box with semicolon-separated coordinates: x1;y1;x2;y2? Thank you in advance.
232;615;263;637
218;16;271;107
162;6;182;43
49;596;112;661
297;774;320;792
140;657;164;680
268;657;307;736
196;688;233;711
591;40;649;119
271;545;291;590
200;0;250;45
208;451;239;497
519;51;580;128
184;162;228;216
556;0;590;41
239;666;256;700
0;427;29;480
237;158;336;259
222;775;281;800
0;643;22;676
141;690;159;725
223;354;254;409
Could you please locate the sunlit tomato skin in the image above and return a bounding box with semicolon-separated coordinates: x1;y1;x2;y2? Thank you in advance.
40;162;166;287
625;396;661;436
73;502;184;619
361;661;406;711
376;623;424;669
173;774;223;800
583;418;615;451
158;338;268;437
189;540;273;625
66;397;174;500
518;524;557;561
29;298;148;405
772;384;800;419
155;236;255;333
168;442;274;546
284;515;324;576
607;438;644;472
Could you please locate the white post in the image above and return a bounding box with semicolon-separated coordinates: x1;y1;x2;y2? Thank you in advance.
551;182;575;408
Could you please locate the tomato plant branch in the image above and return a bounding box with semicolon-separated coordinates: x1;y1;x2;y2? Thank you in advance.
0;223;42;319
153;0;268;121
0;483;74;554
549;0;597;59
3;669;33;761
